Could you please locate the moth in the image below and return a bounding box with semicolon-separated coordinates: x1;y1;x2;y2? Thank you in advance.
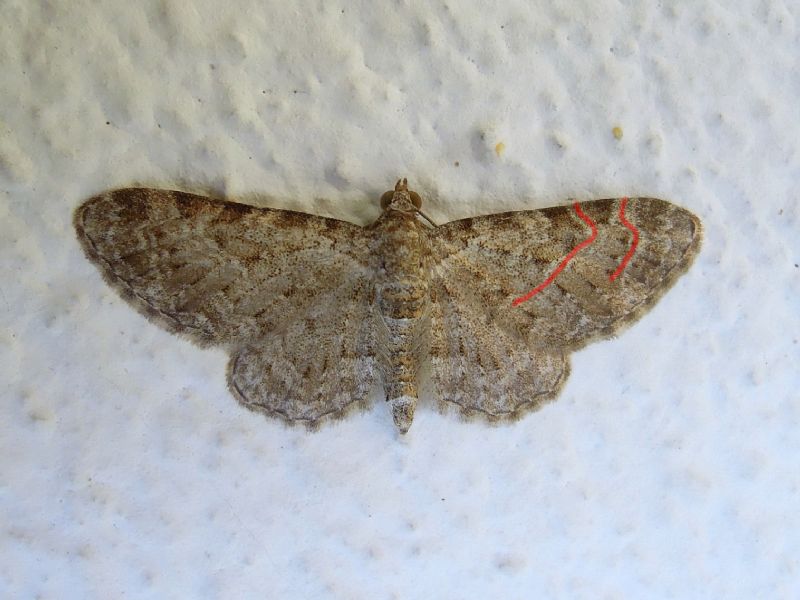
75;179;701;433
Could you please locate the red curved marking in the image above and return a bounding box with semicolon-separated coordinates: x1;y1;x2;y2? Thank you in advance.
609;197;639;282
512;202;597;307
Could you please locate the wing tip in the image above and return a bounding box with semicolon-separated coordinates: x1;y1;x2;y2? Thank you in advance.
73;190;222;348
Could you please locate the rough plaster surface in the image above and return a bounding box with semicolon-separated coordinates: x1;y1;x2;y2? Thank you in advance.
1;1;798;598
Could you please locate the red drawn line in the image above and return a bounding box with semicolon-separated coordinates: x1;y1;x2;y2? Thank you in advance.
512;202;597;307
609;197;639;282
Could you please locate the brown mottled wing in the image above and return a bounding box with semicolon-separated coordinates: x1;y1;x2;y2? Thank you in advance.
75;188;372;345
426;197;701;417
75;188;377;424
430;197;701;349
227;279;376;428
426;279;571;420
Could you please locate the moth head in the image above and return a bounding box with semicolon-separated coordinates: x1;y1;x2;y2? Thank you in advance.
380;178;423;212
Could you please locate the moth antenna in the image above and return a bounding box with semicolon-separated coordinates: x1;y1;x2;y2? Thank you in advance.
417;209;437;227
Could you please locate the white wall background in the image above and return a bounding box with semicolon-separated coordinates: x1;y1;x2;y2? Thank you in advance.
2;1;798;598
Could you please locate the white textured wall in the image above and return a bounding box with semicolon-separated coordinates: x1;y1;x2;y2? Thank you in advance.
2;1;798;598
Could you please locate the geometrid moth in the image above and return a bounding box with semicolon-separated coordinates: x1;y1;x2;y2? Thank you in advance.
75;179;701;433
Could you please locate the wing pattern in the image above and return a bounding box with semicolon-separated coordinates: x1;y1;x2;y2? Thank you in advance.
228;275;377;426
75;188;372;346
76;188;701;429
76;188;377;427
428;273;570;420
426;197;701;419
430;198;702;350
